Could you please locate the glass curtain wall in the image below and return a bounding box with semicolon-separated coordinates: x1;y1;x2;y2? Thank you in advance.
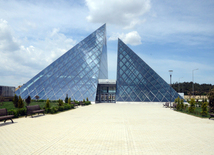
116;39;183;102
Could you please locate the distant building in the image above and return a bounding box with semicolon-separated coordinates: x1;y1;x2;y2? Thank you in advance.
0;86;15;97
15;24;183;102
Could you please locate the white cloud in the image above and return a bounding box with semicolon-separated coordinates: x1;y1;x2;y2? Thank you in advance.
109;31;142;45
0;20;77;86
86;0;151;28
0;19;19;52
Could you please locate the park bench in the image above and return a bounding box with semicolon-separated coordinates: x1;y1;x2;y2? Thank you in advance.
163;102;169;108
0;108;14;123
209;113;214;119
71;102;79;107
171;103;177;109
26;105;45;118
79;101;85;106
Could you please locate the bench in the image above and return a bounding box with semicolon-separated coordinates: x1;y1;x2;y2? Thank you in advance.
170;103;177;109
79;101;85;106
26;105;45;118
163;102;169;108
209;113;214;119
0;108;14;123
71;102;79;107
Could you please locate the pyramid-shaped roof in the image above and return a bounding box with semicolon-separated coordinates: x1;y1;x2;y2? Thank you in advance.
116;39;183;102
16;24;108;101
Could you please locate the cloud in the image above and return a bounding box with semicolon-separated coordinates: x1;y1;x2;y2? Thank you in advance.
0;20;77;86
0;19;19;52
86;0;151;28
109;31;142;45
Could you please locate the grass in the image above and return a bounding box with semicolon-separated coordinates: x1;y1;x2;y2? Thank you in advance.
175;107;210;118
0;101;59;111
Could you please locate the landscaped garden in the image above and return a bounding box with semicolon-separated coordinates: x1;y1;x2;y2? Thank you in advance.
0;95;91;119
173;88;214;119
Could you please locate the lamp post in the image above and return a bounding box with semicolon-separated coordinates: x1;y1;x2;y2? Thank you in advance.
178;77;183;92
169;70;173;107
192;68;198;99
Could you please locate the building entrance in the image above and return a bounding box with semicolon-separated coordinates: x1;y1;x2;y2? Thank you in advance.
96;79;116;103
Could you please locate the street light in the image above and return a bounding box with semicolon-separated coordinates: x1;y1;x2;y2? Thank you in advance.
169;70;173;107
192;68;198;98
178;77;183;92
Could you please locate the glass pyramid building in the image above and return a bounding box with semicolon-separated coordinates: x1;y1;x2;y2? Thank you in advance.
16;24;108;101
116;39;182;102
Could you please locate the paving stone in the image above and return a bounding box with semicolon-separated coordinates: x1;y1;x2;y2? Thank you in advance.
0;104;214;154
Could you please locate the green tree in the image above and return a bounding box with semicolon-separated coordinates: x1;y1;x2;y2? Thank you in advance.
188;98;195;113
58;99;63;106
45;98;50;109
25;95;31;106
18;96;24;108
13;94;19;108
86;97;89;101
65;96;68;103
208;88;214;112
68;98;71;104
201;102;208;117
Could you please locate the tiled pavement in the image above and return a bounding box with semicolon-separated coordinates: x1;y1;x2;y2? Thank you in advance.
0;103;214;155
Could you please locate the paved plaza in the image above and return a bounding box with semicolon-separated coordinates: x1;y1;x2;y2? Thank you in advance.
1;103;214;155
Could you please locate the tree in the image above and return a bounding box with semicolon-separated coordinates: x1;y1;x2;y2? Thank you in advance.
35;95;40;101
18;96;24;108
65;96;68;103
25;96;31;106
45;98;50;109
13;94;19;108
201;102;208;117
188;98;196;113
58;99;63;106
208;88;214;112
68;98;71;104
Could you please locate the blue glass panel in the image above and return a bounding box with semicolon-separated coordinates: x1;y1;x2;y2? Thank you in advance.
16;24;107;101
116;39;183;102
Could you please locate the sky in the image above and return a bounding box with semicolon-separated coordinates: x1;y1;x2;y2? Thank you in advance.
0;0;214;87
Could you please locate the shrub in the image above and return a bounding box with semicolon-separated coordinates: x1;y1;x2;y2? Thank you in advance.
45;98;50;109
58;106;64;111
201;102;208;117
184;104;188;111
188;98;196;113
64;104;71;110
18;96;24;108
8;109;19;118
85;101;91;105
18;108;27;116
45;108;50;113
68;98;71;104
50;107;58;114
25;96;31;106
13;94;19;108
70;104;74;109
58;99;63;106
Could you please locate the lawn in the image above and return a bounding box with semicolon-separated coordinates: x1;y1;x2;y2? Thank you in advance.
176;106;210;118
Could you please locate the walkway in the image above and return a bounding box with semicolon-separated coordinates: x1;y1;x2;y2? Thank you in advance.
1;103;214;154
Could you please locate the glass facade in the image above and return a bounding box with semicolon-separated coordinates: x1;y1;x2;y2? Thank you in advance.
15;24;108;101
116;39;183;102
